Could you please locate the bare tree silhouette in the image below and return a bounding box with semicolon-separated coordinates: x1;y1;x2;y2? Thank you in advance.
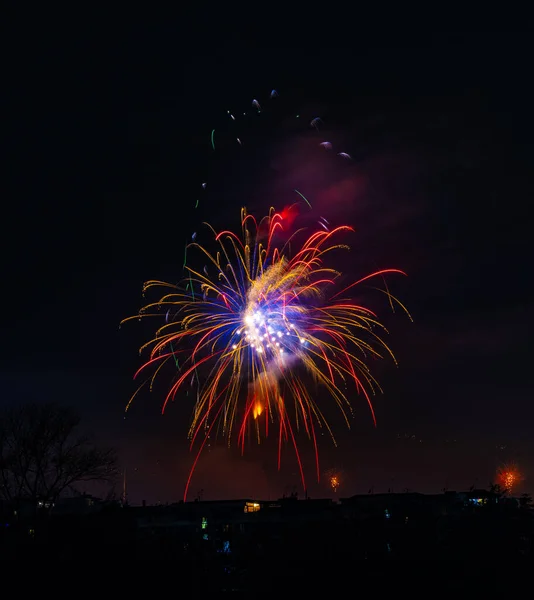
0;403;118;505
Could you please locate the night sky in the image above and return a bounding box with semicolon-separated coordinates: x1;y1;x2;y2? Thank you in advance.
4;29;533;504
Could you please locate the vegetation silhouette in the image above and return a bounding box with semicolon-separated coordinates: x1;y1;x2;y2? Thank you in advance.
0;402;117;506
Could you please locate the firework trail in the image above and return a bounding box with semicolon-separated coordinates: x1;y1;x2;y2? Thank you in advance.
122;204;410;500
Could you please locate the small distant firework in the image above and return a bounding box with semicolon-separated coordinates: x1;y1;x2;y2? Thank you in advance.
324;468;344;493
496;463;522;494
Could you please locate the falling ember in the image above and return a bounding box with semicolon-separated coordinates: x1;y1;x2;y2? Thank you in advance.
252;400;264;420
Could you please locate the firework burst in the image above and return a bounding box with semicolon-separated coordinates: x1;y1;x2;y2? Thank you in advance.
122;205;410;500
496;463;522;494
324;467;344;493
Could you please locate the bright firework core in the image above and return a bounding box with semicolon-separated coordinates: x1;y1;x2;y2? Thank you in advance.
237;308;304;358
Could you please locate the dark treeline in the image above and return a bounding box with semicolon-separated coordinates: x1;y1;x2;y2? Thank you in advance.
1;489;532;590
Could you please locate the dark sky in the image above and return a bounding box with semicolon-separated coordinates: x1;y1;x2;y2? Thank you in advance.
3;28;533;503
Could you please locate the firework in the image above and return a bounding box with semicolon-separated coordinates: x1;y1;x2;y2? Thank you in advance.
496;463;522;494
324;467;344;493
122;205;410;500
